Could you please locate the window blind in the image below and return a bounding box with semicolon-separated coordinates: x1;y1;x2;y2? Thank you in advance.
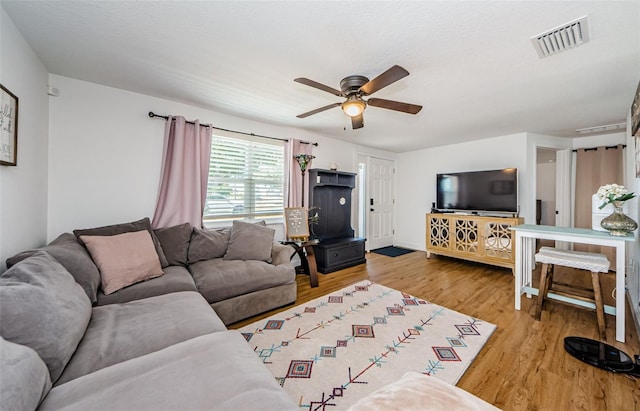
204;135;285;222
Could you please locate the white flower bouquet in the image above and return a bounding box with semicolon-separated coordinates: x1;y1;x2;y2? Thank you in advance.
596;184;636;209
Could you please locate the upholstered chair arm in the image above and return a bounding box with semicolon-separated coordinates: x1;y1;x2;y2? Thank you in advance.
271;243;295;266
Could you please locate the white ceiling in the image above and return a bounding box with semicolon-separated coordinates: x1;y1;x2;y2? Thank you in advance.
3;1;639;153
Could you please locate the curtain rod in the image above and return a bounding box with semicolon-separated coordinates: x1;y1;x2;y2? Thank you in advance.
572;144;626;153
148;112;318;146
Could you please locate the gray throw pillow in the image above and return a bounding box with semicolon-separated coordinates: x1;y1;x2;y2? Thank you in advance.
154;222;192;266
0;251;92;383
188;227;230;264
73;217;169;268
0;336;52;410
5;233;101;304
223;221;275;262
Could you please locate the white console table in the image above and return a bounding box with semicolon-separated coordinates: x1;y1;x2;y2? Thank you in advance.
512;224;635;342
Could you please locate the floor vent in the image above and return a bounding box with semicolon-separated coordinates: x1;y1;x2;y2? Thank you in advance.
531;16;590;58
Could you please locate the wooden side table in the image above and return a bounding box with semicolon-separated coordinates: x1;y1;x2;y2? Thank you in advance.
283;240;319;288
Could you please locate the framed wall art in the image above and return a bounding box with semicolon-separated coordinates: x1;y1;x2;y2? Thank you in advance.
632;80;640;137
633;132;640;178
0;84;18;166
632;80;640;177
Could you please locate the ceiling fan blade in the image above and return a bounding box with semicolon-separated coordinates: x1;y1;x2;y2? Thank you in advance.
367;98;422;114
294;78;344;97
359;65;410;95
351;113;364;129
296;103;341;118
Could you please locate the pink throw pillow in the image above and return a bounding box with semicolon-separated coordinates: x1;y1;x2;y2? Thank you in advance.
80;230;164;295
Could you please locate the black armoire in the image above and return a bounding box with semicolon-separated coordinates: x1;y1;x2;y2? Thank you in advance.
308;169;366;273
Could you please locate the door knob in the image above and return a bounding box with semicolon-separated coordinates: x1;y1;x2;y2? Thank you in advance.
370;208;374;212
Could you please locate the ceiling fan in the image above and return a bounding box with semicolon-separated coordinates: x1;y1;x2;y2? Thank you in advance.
294;65;422;130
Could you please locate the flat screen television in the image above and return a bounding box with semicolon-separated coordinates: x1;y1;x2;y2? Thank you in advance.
436;168;518;213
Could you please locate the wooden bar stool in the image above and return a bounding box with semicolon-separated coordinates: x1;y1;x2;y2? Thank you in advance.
534;246;610;341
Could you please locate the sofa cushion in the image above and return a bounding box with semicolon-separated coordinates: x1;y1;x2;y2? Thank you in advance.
187;227;230;263
212;282;297;326
154;222;192;266
96;265;197;305
73;217;169;267
0;252;92;383
56;291;226;385
0;336;52;411
5;233;101;304
39;331;298;411
190;258;295;303
224;220;275;262
80;230;164;295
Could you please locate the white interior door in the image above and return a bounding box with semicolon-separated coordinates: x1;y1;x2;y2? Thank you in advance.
555;149;572;227
367;157;395;250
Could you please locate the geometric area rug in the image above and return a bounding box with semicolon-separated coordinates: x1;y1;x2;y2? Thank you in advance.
238;281;496;410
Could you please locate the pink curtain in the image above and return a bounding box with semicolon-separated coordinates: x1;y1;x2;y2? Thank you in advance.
286;138;314;207
574;145;624;269
152;116;212;228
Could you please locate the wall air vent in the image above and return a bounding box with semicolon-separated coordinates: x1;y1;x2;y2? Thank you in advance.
531;16;590;58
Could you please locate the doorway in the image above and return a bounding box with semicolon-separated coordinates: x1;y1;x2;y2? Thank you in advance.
536;148;558;249
535;146;572;249
536;148;557;226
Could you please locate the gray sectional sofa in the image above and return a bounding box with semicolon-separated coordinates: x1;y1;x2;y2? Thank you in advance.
0;218;299;410
5;218;297;324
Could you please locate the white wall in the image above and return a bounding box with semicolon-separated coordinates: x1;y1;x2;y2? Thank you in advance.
0;8;49;270
395;133;528;251
47;75;391;239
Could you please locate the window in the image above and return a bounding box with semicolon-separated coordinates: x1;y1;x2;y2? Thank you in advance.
204;135;285;224
439;175;459;209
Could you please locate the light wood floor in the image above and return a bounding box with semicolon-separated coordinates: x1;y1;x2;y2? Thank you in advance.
231;251;640;411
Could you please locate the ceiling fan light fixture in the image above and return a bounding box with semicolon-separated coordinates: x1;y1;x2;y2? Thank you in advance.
295;65;419;128
341;96;366;117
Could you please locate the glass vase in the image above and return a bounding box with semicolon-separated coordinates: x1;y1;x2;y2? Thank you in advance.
600;201;638;236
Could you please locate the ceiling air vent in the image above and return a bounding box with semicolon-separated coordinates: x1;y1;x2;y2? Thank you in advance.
531;16;590;58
